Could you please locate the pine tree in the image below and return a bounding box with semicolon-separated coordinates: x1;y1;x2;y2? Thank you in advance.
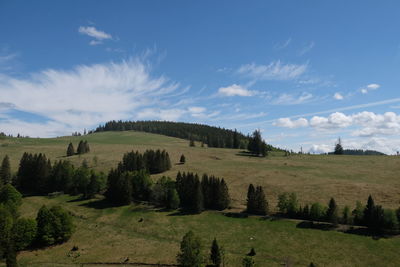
363;195;375;227
334;138;344;155
66;143;75;157
193;179;204;214
216;179;230;210
326;198;339;225
210;238;222;267
166;188;180;210
180;154;186;164
254;186;268;215
246;184;256;214
0;155;11;185
342;206;351;225
177;231;202;267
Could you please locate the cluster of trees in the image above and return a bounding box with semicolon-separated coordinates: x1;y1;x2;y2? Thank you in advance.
118;149;171;174
177;231;256;267
0;183;74;266
247;130;272;157
176;172;230;214
15;153;106;197
67;140;90;156
277;193;400;232
94;120;249;149
246;184;268;215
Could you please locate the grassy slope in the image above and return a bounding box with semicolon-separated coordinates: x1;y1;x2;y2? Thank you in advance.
1;131;400;209
1;131;400;266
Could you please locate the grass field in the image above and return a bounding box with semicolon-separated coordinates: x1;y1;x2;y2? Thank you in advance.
1;131;400;210
11;195;400;267
1;131;400;266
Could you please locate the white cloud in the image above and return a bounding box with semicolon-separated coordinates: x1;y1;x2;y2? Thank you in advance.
188;106;206;114
333;93;343;100
218;84;254;97
137;108;186;121
273;92;313;105
360;83;380;94
0;59;185;137
78;26;112;45
273;117;308;128
308;144;332;154
274;38;291;50
237;60;307;81
275;111;400;137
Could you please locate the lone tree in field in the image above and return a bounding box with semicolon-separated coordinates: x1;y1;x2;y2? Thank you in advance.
177;231;202;267
247;129;268;157
210;238;222;267
0;155;11;185
66;143;75;157
334;138;344;155
180;154;186;164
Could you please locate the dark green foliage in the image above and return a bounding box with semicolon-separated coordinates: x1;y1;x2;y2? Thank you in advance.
166;188;180;210
242;256;255;267
85;171;107;199
0;206;13;258
246;184;267;215
36;205;74;246
363;195;375;227
95;120;251;149
0;184;22;217
334;138;344;155
77;140;90;155
66;143;75;157
119;149;171;174
277;192;298;217
16;153;52;194
152;176;180;209
352;201;364;225
309;263;316;267
210;238;221;267
189;138;195;147
177;231;202;267
326;198;339;225
383;209;399;231
0;155;11;185
12;218;37;251
177;172;230;213
180;154;186;164
49;160;74;193
247;129;271;157
5;242;17;267
131;169;153;201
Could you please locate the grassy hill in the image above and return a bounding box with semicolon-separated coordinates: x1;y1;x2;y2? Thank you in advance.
1;131;400;266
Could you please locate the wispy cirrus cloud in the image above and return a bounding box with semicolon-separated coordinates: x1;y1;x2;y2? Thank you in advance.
0;58;188;136
298;41;315;56
237;60;307;81
78;26;113;45
272;92;313;105
274;38;292;50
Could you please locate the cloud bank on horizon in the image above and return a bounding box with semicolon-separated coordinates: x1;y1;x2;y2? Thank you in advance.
1;1;400;154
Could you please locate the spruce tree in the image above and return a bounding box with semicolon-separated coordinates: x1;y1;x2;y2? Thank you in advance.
255;186;268;215
66;143;75;157
326;198;339;225
193;179;204;214
210;238;221;267
0;155;11;185
177;231;202;267
363;195;375;227
180;154;186;164
246;184;256;214
166;188;180;210
334;138;344;155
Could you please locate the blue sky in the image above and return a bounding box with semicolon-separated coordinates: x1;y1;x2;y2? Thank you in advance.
1;0;400;154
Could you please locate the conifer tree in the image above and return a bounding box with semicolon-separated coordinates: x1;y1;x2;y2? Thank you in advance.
210;238;222;267
255;186;268;215
342;206;351;224
0;155;11;185
326;198;339;225
363;195;375;227
66;143;75;157
180;154;186;164
177;231;202;267
193;179;204;214
216;179;230;210
242;257;255;267
334;138;344;155
246;184;256;214
167;188;180;210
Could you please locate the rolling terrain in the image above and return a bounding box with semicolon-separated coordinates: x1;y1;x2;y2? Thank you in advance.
1;131;400;266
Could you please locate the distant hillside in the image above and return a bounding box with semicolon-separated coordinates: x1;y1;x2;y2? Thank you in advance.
329;149;386;156
93;120;277;150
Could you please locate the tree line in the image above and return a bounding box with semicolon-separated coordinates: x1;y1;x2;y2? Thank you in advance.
94;120;249;149
118;149;171;174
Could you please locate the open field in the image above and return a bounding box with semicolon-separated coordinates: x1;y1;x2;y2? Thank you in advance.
9;195;400;267
1;131;400;210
